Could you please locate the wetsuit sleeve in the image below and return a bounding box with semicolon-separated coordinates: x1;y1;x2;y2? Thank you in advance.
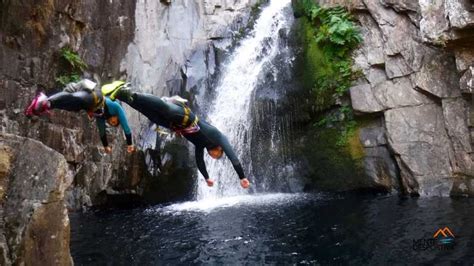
219;135;245;179
96;118;108;147
108;100;132;145
115;102;132;145
195;147;210;180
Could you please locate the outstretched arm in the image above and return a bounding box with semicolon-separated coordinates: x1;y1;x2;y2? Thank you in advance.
114;101;132;146
219;134;245;180
96;118;112;154
107;99;134;153
196;147;215;187
96;118;108;147
195;147;209;180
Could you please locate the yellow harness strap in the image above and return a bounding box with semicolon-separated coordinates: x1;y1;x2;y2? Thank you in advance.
182;105;190;127
92;91;105;110
87;91;105;118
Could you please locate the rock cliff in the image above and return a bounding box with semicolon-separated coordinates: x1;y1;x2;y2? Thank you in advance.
316;0;474;196
0;134;72;265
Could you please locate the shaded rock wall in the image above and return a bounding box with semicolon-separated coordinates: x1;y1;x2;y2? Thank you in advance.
317;0;474;196
0;0;139;210
0;133;72;265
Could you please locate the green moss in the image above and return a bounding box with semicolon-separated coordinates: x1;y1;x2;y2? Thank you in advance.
293;0;368;191
55;47;87;86
296;1;361;112
302;125;366;191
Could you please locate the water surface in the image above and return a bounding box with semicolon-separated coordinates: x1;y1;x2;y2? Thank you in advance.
70;193;474;265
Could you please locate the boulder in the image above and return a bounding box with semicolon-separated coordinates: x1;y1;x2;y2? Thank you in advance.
363;146;400;191
354;13;385;67
380;0;419;13
442;98;474;176
414;52;461;98
445;0;474;29
0;133;73;265
454;48;474;72
359;126;387;148
459;66;474;93
350;84;384;113
385;54;414;78
419;0;450;44
385;105;454;196
351;77;433;113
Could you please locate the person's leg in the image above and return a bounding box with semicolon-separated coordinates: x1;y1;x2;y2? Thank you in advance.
118;92;172;126
121;92;169;114
111;86;194;128
48;90;94;112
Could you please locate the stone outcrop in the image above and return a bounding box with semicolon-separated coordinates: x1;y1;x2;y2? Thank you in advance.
317;0;474;196
0;133;72;265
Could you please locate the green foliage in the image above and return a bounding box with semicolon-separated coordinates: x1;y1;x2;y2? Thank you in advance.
55;47;87;87
55;74;80;86
307;4;362;50
60;47;87;71
295;0;363;149
297;0;362;112
336;119;357;146
314;105;357;146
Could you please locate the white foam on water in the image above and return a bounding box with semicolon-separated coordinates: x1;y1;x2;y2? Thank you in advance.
153;193;308;214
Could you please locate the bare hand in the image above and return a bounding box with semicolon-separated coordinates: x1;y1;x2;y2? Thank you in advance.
104;146;112;154
240;178;250;189
127;145;136;153
206;179;214;187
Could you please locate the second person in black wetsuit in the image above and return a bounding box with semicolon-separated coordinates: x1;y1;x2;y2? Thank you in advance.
102;81;250;189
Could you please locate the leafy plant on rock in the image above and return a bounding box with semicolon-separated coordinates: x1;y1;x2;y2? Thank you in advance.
55;47;87;86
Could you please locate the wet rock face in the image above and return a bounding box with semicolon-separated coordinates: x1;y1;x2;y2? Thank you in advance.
0;133;72;265
321;0;474;196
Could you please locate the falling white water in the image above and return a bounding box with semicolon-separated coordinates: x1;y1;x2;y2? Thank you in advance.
197;0;292;200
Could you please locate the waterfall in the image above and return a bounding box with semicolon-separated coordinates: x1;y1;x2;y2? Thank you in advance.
196;0;293;200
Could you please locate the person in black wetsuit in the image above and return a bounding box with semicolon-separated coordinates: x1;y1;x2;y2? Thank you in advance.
25;79;103;116
25;79;135;154
102;82;250;189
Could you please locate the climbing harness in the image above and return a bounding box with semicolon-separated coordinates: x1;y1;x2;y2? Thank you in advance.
158;96;200;136
87;90;105;119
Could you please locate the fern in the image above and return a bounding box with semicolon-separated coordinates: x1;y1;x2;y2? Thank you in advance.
55;73;80;86
60;47;87;71
296;0;363;144
55;47;87;87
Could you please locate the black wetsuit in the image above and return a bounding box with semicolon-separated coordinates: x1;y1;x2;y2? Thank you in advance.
48;90;100;111
45;80;133;147
117;92;245;180
48;80;103;112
